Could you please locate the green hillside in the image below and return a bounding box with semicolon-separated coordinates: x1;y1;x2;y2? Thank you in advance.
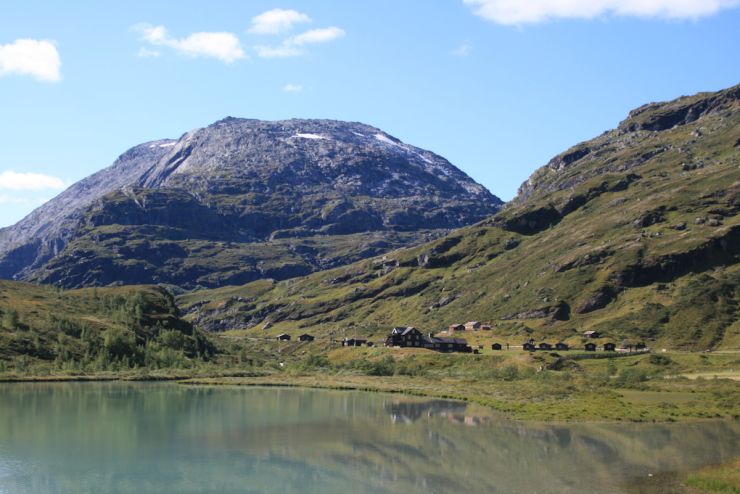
0;281;212;373
180;85;740;351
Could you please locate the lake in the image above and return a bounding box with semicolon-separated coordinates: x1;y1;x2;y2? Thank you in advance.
0;383;736;494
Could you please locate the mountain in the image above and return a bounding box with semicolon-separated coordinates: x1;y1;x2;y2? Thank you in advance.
179;85;740;350
0;118;501;288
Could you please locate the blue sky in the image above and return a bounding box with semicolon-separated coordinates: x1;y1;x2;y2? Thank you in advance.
1;0;739;227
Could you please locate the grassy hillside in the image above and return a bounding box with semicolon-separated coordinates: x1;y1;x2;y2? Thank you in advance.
0;281;212;373
180;85;740;351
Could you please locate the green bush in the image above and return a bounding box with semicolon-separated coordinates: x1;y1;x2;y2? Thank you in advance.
2;309;19;330
614;368;649;387
102;328;140;363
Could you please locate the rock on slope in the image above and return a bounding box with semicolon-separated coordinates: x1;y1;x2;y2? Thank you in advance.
0;118;501;288
179;84;740;349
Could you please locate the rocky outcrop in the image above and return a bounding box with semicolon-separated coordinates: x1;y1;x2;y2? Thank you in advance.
621;85;740;132
516;84;739;201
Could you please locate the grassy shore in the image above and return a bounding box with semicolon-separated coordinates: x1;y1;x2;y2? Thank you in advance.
175;346;740;422
2;344;738;423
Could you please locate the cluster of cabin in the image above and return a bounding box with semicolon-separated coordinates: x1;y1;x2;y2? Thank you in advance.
517;340;571;351
386;327;473;353
447;321;492;332
276;333;314;342
274;326;646;355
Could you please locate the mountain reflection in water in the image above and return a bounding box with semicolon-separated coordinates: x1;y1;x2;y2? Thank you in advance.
0;383;736;494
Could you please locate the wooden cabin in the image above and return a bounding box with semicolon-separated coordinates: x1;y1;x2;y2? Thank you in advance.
426;336;472;353
555;342;569;351
635;342;646;350
604;342;616;352
583;330;600;339
343;338;367;347
385;327;424;347
480;324;492;331
584;342;596;351
523;342;536;351
276;334;291;341
448;324;465;332
465;321;482;331
298;334;314;342
539;342;553;351
492;343;502;351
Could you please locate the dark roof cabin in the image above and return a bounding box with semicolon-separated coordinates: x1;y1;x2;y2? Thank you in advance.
465;321;481;331
584;342;596;351
604;342;616;352
425;335;471;353
448;324;465;332
539;342;552;350
343;338;367;347
492;343;502;351
555;342;569;351
583;330;600;339
298;334;314;342
385;327;424;348
481;324;492;331
276;334;291;341
523;342;536;351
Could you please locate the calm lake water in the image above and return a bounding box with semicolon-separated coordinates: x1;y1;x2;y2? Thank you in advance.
0;383;737;494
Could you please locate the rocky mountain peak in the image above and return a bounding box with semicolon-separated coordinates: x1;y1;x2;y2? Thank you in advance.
0;117;501;288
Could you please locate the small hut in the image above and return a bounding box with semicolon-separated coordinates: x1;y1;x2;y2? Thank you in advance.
523;342;536;351
539;342;553;351
465;321;482;331
555;342;569;351
492;343;502;351
448;324;465;332
604;342;616;352
584;342;596;352
298;334;314;342
276;334;291;341
481;325;492;331
583;330;600;339
343;338;367;347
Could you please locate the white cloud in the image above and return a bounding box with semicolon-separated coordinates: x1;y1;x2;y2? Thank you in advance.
134;24;246;64
256;26;345;58
287;27;345;46
463;0;740;24
0;171;66;191
452;40;472;57
255;45;304;58
282;83;303;92
0;39;61;82
248;9;311;34
137;47;161;58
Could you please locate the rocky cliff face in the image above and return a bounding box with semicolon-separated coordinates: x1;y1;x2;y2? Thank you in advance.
0;118;501;288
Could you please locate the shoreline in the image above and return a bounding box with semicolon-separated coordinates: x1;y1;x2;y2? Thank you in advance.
1;370;737;424
179;373;740;424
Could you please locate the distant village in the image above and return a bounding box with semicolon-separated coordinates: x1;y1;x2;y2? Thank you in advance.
275;321;648;354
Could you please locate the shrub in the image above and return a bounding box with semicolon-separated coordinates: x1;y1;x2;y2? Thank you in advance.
2;309;19;330
614;368;649;387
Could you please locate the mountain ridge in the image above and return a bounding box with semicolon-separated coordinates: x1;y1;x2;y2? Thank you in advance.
0;118;501;288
